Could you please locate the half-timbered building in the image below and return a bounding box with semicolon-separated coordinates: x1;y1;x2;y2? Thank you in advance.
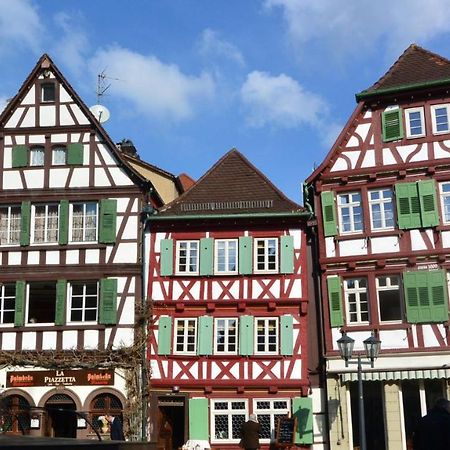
305;44;450;450
147;149;322;449
0;54;164;439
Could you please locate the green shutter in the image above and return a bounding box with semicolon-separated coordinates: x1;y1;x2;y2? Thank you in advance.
160;239;174;276
99;278;117;325
99;199;117;244
58;200;69;245
14;281;26;327
20;201;31;246
280;314;293;356
382;108;403;142
418;180;439;227
327;276;344;327
428;270;449;322
280;235;294;274
157;316;172;355
239;315;254;356
188;398;209;440
403;271;422;323
67;143;83;165
197;315;213;355
12;145;28;168
395;183;421;229
293;397;314;444
321;191;337;237
55;280;67;326
238;236;253;275
200;238;214;276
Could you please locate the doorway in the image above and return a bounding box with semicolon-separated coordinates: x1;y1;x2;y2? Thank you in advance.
157;396;186;450
44;393;77;438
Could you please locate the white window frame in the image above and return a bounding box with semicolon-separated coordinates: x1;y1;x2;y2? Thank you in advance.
214;318;238;355
214;239;238;274
25;281;56;325
405;107;425;138
0;283;15;325
31;203;59;244
173;318;197;355
440;182;450;224
253;398;290;443
0;205;21;246
344;277;370;325
337;192;364;234
176;240;199;275
30;147;45;167
376;275;402;323
431;104;450;135
368;188;395;231
255;317;279;355
210;399;248;444
52;146;66;165
68;281;99;323
254;238;278;273
69;202;98;243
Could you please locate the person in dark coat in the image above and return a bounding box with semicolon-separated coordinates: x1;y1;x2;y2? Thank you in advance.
105;414;125;441
413;398;450;450
240;413;262;450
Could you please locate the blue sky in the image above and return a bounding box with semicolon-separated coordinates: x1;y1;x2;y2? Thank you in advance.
2;0;450;202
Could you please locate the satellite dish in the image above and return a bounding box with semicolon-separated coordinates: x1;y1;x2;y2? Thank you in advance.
89;104;110;123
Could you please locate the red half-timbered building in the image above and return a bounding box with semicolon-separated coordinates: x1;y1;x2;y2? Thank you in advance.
305;45;450;450
148;150;320;449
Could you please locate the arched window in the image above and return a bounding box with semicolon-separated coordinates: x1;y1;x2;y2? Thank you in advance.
89;393;123;434
2;394;31;435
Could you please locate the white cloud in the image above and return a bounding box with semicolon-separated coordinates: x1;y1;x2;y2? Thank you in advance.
265;0;450;59
89;46;215;121
0;0;43;54
240;71;327;128
198;28;245;66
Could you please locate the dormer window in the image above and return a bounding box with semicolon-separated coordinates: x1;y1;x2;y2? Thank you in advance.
41;82;55;102
405;107;425;138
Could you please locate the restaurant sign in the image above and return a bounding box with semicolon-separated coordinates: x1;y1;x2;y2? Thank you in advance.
6;369;114;387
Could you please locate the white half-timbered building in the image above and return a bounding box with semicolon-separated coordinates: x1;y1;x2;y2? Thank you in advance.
147;150;324;450
305;45;450;450
0;54;164;439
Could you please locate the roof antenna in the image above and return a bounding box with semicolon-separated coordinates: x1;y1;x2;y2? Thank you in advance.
89;69;122;124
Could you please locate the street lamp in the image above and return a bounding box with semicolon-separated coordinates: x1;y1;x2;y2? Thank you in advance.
336;332;381;450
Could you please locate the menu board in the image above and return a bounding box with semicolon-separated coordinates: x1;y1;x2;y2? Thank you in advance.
275;417;297;446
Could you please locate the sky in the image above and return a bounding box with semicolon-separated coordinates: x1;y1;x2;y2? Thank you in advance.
2;0;450;203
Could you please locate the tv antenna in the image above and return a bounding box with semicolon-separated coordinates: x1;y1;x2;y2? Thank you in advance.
89;69;122;124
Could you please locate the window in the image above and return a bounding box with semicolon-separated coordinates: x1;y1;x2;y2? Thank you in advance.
90;393;123;435
0;283;15;324
215;318;238;354
255;318;278;354
376;276;402;322
32;204;59;243
215;239;238;274
176;241;199;275
3;395;31;435
211;400;247;442
344;278;369;324
52;146;66;165
0;205;21;245
405;107;425;138
41;82;55;102
254;238;278;272
69;282;98;322
71;202;97;242
27;281;56;323
440;182;450;224
337;192;363;233
30;147;44;166
382;107;403;142
369;188;395;230
431;104;450;134
174;318;197;354
254;399;290;441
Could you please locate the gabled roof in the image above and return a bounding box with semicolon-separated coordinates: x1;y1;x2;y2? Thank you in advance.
156;149;305;218
357;44;450;100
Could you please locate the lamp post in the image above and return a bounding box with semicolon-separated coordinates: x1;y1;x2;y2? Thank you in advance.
336;333;381;450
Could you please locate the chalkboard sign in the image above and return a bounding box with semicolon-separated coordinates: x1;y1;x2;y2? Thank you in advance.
275;416;297;446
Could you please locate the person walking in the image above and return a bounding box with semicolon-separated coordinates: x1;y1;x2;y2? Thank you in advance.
240;413;262;450
413;398;450;450
105;414;125;441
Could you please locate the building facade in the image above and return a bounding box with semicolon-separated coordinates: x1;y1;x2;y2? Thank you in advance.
305;45;450;450
147;150;325;449
0;54;163;439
